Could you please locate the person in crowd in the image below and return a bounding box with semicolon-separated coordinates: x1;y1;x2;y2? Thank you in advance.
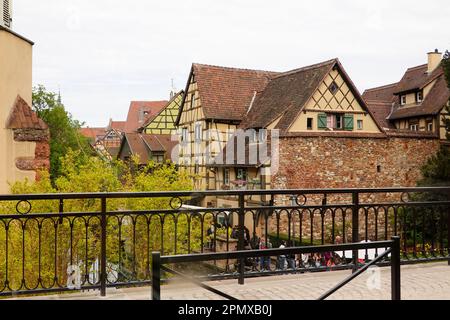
313;252;322;268
286;240;296;270
277;241;287;270
259;237;272;271
206;221;215;249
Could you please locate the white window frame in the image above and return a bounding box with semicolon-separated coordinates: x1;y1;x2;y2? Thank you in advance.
335;114;344;129
181;127;188;143
400;95;407;105
357;119;363;130
409;124;418;131
427;122;433;131
190;93;196;109
194;122;202;142
416;91;423;103
223;168;230;185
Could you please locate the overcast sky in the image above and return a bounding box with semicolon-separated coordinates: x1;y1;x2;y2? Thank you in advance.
13;0;450;127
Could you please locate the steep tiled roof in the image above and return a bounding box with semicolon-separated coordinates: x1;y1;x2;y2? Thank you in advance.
240;59;336;131
123;133;149;163
363;62;450;122
362;83;398;103
189;63;277;121
79;127;106;141
143;134;177;157
240;59;381;134
124;101;167;133
110;121;126;132
6;96;48;130
119;133;177;164
389;74;450;120
364;101;396;130
393;64;443;94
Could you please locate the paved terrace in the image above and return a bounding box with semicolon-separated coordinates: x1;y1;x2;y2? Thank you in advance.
9;262;450;300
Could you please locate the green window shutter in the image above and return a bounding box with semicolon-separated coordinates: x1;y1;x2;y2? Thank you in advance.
318;113;327;129
344;114;354;131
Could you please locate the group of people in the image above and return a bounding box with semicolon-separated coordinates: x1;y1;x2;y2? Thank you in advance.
207;222;344;271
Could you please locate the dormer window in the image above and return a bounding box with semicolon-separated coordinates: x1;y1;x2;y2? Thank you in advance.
400;95;407;106
416;90;423;103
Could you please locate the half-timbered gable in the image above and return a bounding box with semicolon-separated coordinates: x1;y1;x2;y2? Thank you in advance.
176;63;275;190
240;59;382;135
140;91;184;135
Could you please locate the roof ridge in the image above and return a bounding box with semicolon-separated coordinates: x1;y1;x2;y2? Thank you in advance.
271;58;337;80
192;63;278;75
364;82;398;93
406;63;427;71
130;100;168;103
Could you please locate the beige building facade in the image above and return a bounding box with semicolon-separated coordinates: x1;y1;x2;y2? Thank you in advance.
0;26;49;194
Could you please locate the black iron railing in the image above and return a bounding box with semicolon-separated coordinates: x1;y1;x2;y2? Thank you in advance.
151;237;401;300
0;187;448;297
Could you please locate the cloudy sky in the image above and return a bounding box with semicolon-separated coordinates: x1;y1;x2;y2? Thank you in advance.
13;0;450;127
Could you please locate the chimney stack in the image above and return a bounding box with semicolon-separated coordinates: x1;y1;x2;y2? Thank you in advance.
0;0;13;29
427;49;442;73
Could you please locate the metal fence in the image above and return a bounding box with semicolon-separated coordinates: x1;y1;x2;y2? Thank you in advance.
151;237;401;300
0;187;448;297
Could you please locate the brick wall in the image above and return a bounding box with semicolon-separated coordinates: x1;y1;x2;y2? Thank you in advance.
13;128;50;178
273;136;440;194
263;135;441;242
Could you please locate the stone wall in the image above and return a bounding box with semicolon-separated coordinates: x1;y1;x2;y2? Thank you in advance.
13;128;50;179
265;135;441;242
273;136;440;198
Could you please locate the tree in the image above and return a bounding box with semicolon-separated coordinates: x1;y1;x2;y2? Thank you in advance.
419;50;450;186
1;153;195;289
32;85;92;181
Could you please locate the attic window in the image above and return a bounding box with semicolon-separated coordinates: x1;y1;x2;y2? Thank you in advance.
416;90;423;103
400;95;407;105
329;81;338;95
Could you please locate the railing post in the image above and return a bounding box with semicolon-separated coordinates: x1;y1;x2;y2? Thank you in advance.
391;236;401;300
100;197;107;297
238;193;245;285
152;252;161;300
448;207;450;266
352;192;359;273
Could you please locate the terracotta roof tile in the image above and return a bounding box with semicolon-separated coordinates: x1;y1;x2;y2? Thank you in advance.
240;59;336;131
124;101;167;133
79;127;106;141
364;101;396;130
6;96;48;130
389;75;450;120
192;63;277;121
120;133;177;164
110;121;126;132
362;83;398;103
393;64;443;94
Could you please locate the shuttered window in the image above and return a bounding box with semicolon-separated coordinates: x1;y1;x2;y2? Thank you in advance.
318;114;327;129
318;113;354;131
343;114;354;131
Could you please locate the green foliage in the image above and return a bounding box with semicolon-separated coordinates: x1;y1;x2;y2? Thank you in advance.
32;85;92;181
0;152;196;289
420;146;450;186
